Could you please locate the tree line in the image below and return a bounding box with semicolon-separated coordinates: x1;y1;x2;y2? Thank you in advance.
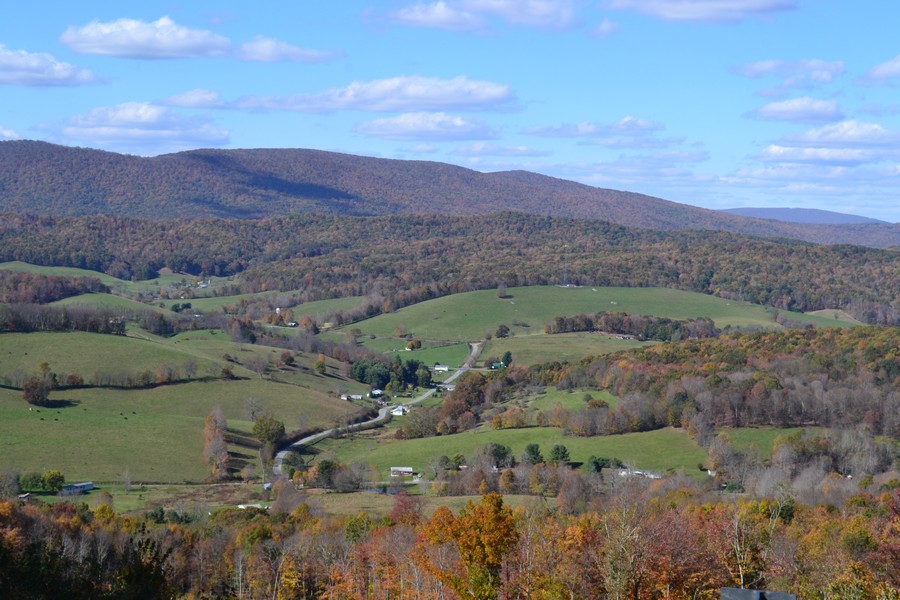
1;213;897;324
404;326;900;441
0;482;896;599
0;270;108;304
544;311;720;340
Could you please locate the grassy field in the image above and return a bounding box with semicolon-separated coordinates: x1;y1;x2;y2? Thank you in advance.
805;309;864;324
0;327;369;483
309;425;706;478
0;261;238;299
0;261;128;287
336;286;857;343
0;331;220;383
528;387;618;412
718;426;818;459
52;292;167;314
0;376;355;483
166;294;364;316
484;332;653;365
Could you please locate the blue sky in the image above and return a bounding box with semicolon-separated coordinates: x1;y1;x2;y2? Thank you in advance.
2;1;899;222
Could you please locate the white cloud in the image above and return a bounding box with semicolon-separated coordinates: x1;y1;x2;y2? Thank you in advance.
753;121;900;169
863;55;900;83
0;125;19;139
0;44;96;86
453;141;549;156
356;112;497;140
750;97;843;122
161;88;226;108
734;59;844;96
236;37;342;63
527;116;683;148
235;75;514;112
390;2;487;31
760;145;873;166
529;116;662;137
461;0;576;28
390;0;575;30
785;120;900;148
60;16;230;58
609;0;796;22
593;19;620;38
61;102;228;154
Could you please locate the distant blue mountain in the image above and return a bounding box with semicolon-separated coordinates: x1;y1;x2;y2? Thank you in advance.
722;207;889;225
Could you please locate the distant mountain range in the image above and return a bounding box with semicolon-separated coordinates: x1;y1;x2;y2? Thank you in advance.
722;207;889;225
1;141;897;248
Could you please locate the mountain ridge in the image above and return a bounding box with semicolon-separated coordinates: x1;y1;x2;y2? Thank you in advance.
723;207;889;225
1;140;897;248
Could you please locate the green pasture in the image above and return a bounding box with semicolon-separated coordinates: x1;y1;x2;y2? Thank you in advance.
386;343;472;370
718;426;817;459
0;376;353;483
164;294;363;316
0;261;235;299
804;309;864;325
0;261;126;287
51;292;166;314
310;425;706;478
484;331;652;366
527;387;618;412
0;331;220;383
337;286;854;343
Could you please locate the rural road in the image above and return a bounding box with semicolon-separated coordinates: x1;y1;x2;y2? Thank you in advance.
272;341;482;477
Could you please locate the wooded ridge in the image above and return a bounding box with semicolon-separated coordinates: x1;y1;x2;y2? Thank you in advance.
1;213;896;324
1;140;896;247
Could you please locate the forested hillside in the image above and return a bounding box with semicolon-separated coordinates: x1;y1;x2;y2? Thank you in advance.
0;141;896;247
1;213;897;324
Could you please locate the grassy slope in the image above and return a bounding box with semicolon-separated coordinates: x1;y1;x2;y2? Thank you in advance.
337;286;858;343
0;326;367;482
310;425;705;478
0;331;219;380
718;427;815;459
164;294;364;316
484;332;652;366
0;378;353;483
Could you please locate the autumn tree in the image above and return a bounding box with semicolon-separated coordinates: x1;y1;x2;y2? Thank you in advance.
253;413;286;472
203;406;230;480
23;376;50;406
41;469;65;493
419;492;519;600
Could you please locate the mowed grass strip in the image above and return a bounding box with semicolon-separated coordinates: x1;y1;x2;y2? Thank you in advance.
340;286;836;343
0;377;353;483
312;425;705;478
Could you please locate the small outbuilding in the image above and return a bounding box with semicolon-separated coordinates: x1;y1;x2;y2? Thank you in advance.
61;482;94;495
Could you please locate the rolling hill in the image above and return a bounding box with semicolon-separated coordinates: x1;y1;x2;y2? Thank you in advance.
722;207;889;225
1;140;896;247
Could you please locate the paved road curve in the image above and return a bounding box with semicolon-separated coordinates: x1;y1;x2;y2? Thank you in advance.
273;342;481;477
